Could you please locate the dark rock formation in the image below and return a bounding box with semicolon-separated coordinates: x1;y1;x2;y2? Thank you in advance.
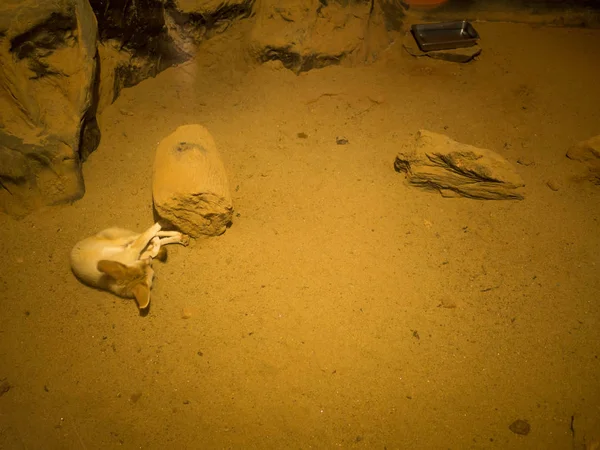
92;0;256;110
395;130;525;200
90;0;187;110
166;0;255;51
0;0;99;216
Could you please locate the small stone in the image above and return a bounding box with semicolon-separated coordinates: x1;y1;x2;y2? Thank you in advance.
509;419;530;435
181;307;193;319
546;180;560;191
517;156;534;166
297;132;308;139
129;392;142;404
368;95;385;105
336;137;349;145
439;299;457;309
0;379;11;396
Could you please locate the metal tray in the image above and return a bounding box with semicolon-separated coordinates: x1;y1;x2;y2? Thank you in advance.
411;21;480;52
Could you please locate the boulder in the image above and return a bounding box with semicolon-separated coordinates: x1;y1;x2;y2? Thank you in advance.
394;130;525;200
249;0;406;74
153;125;233;237
0;0;99;217
567;134;600;184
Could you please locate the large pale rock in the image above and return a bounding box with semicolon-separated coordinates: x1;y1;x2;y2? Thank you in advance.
567;135;600;184
153;125;233;237
395;130;525;200
0;0;99;216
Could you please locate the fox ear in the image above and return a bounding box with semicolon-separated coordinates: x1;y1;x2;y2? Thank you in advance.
97;260;130;280
132;283;151;309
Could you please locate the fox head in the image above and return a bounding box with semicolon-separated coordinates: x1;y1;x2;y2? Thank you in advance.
97;259;153;309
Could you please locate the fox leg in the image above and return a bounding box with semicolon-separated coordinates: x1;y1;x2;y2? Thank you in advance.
128;223;162;256
140;236;162;259
157;232;189;247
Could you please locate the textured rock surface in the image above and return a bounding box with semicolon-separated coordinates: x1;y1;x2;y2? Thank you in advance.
153;124;233;237
395;130;525;200
89;0;189;112
249;0;406;74
567;134;600;184
92;0;256;112
0;0;99;216
165;0;255;57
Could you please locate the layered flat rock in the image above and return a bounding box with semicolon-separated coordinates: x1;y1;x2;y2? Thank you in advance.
394;130;525;200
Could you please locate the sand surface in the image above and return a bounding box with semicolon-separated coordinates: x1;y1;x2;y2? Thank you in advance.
1;21;599;449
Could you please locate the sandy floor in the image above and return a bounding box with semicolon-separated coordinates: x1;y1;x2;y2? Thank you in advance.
1;20;599;450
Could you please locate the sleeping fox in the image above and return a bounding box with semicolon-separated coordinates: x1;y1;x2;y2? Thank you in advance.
70;222;189;310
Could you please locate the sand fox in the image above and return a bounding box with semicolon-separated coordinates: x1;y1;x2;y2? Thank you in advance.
70;222;189;310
